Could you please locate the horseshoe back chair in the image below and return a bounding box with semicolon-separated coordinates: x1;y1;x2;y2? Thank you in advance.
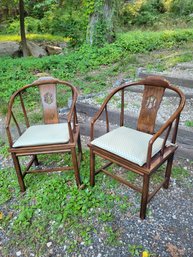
88;76;185;219
6;77;83;191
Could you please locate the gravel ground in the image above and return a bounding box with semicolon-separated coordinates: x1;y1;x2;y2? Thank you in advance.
80;83;193;127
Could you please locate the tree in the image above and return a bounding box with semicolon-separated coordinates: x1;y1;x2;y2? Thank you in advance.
19;0;29;56
86;0;117;46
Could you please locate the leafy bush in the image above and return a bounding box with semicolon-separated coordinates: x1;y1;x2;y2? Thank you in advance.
6;17;42;34
170;0;193;15
40;9;87;45
116;29;193;52
121;0;165;26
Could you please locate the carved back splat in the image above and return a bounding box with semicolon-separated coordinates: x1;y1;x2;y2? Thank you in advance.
39;83;59;124
137;85;165;134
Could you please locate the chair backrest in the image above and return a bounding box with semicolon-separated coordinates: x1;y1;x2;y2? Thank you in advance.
137;77;167;134
39;78;59;124
91;76;185;142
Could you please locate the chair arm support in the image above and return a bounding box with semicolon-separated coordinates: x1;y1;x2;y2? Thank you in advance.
146;115;180;167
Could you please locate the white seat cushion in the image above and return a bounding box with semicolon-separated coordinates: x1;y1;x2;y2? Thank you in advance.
91;126;169;166
13;123;69;147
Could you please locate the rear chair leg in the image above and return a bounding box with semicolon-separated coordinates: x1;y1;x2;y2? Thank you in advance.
140;174;150;219
33;155;39;166
77;132;83;161
90;149;95;186
12;153;26;192
71;147;82;188
163;153;174;189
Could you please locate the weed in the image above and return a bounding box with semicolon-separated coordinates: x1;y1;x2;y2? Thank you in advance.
128;244;143;257
172;166;189;180
185;120;193;127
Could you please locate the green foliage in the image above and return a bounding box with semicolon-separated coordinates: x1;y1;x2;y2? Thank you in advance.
172;166;190;180
5;17;42;34
40;10;87;45
1;29;193;106
185;120;193;127
128;244;143;257
170;0;193;15
116;29;193;53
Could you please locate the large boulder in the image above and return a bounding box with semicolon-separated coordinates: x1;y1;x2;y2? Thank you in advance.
46;45;62;55
26;41;47;57
0;41;20;57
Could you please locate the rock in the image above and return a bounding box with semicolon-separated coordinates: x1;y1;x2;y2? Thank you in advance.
46;45;62;55
26;41;47;57
46;242;52;247
58;42;67;49
0;41;20;57
16;251;22;256
35;72;50;77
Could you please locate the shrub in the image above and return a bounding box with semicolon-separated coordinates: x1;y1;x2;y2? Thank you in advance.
6;17;42;34
170;0;193;15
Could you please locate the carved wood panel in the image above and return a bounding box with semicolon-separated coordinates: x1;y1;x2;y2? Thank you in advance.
137;85;165;134
39;84;59;124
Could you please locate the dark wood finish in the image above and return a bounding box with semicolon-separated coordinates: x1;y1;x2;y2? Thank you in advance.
39;83;59;124
88;76;185;219
137;85;165;134
6;77;83;191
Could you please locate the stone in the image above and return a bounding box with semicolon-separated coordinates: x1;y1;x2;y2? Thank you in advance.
46;242;52;247
26;41;47;57
46;45;62;55
0;41;20;57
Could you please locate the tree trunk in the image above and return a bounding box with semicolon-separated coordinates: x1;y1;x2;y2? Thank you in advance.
86;0;115;46
19;0;29;57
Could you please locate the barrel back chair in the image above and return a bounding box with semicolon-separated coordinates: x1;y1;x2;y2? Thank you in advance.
88;76;185;219
6;77;83;192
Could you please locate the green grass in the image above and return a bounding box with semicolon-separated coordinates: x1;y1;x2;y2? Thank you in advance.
0;34;71;42
0;150;136;255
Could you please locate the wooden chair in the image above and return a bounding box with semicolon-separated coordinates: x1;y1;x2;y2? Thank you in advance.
6;77;83;192
88;76;185;219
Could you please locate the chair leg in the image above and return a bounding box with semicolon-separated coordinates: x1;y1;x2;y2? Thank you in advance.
12;153;26;192
140;174;150;219
163;153;174;189
90;149;95;186
77;132;83;161
33;155;39;166
71;147;82;188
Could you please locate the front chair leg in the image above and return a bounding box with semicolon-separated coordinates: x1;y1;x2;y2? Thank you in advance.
71;147;82;188
90;149;95;186
140;174;150;219
163;153;174;189
12;153;26;192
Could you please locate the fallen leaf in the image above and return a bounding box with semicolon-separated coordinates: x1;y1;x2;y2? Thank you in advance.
0;212;3;220
166;243;185;257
